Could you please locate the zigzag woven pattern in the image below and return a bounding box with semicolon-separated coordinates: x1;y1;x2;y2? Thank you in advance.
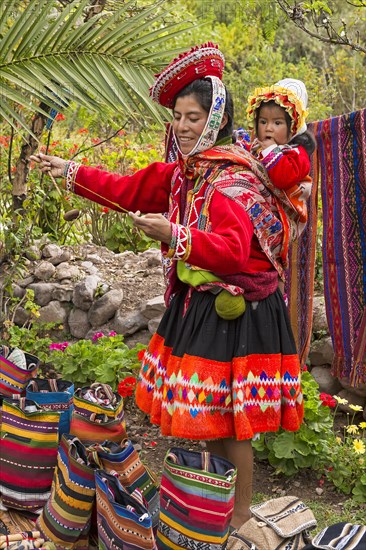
316;108;366;385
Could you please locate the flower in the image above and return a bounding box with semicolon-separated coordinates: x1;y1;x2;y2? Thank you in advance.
117;376;137;397
333;395;348;405
92;332;105;341
360;422;366;429
302;365;308;371
55;113;65;121
108;331;117;337
137;349;145;361
78;128;89;134
336;436;342;445
319;393;336;408
49;342;69;351
353;439;365;455
346;424;359;435
92;138;100;144
101;207;109;214
349;404;363;412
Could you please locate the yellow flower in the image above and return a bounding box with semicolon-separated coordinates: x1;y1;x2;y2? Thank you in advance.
336;436;342;445
360;422;366;429
353;439;365;455
349;404;363;412
346;425;359;434
333;395;348;405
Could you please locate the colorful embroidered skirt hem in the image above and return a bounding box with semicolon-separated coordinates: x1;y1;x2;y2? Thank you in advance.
136;288;303;441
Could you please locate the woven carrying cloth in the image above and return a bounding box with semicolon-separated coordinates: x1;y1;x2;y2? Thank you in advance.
316;108;366;386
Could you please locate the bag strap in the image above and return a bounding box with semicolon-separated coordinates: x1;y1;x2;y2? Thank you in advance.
229;532;258;550
27;379;39;392
202;451;210;472
49;378;60;392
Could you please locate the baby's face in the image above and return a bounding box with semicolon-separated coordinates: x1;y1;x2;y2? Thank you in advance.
257;103;290;146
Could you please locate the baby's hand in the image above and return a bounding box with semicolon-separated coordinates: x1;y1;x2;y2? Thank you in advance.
257;137;277;149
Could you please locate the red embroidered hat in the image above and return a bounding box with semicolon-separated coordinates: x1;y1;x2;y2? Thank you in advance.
150;42;225;108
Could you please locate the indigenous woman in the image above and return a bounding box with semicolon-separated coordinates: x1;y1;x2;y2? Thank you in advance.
31;43;304;531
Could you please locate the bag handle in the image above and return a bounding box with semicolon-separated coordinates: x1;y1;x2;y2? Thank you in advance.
202;451;210;472
27;379;39;392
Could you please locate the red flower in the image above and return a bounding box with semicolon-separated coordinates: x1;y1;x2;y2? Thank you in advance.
302;365;308;372
55;113;65;121
319;392;336;408
101;207;109;214
118;377;137;398
137;350;145;361
92;138;100;144
81;157;89;164
78;128;89;134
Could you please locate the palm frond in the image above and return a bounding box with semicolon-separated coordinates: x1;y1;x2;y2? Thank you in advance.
0;0;191;135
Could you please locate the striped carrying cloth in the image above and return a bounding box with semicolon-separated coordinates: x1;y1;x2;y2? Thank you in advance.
95;470;157;550
69;384;126;445
157;447;236;549
0;349;39;398
87;439;160;529
316;108;366;386
0;398;59;513
37;435;96;549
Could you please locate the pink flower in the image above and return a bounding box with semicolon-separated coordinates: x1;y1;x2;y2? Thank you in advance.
108;331;117;337
49;342;69;352
92;332;105;341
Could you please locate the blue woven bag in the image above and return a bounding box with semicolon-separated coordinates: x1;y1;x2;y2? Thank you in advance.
26;378;74;437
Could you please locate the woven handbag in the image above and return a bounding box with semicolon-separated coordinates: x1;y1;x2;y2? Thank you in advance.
95;470;157;549
0;348;39;398
157;447;237;550
87;439;160;529
37;434;96;549
26;378;74;437
69;383;127;445
226;496;317;550
303;522;366;550
0;397;60;513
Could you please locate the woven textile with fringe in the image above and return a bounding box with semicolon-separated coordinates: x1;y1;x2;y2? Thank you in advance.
316;108;366;386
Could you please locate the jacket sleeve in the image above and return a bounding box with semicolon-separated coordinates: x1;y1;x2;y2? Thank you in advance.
258;144;310;189
164;190;254;275
73;162;176;213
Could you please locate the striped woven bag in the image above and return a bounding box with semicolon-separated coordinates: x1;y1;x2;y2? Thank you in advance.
0;348;39;398
37;434;96;549
87;439;160;529
0;398;60;513
26;378;74;437
69;383;126;445
95;470;157;549
157;447;237;550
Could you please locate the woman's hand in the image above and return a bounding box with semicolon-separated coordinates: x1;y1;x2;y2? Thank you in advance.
30;153;68;179
129;211;172;244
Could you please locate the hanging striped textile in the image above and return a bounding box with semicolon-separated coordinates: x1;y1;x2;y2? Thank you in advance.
316;108;366;386
285;122;319;366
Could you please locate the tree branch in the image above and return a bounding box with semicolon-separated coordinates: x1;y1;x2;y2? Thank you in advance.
276;0;366;54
